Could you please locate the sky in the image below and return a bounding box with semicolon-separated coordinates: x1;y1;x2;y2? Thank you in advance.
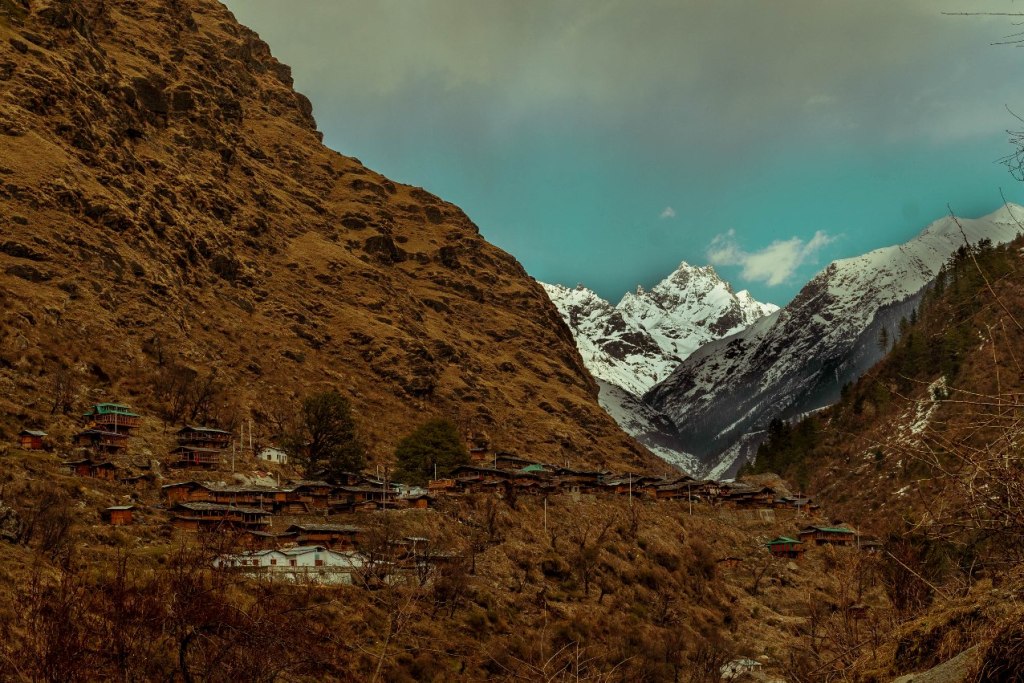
225;0;1024;306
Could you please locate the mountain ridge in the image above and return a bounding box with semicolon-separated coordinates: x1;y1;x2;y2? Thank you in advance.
646;204;1024;475
542;262;778;397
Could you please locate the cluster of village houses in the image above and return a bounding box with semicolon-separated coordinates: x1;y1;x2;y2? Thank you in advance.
16;403;876;583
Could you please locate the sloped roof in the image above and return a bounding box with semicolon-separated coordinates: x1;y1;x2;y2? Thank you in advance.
766;536;801;545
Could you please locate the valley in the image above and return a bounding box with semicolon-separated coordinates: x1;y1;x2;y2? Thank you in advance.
2;0;1024;681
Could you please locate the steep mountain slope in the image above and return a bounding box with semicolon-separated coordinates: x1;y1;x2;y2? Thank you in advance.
595;379;699;473
542;264;777;396
0;0;663;472
647;205;1024;475
747;237;1024;681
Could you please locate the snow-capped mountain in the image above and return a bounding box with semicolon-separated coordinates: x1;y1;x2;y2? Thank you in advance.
542;263;778;396
646;204;1024;476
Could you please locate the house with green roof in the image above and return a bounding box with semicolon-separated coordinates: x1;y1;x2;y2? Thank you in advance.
765;536;804;559
798;525;856;547
83;403;142;434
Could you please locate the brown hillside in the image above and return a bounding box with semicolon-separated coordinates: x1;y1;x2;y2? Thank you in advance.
0;0;665;473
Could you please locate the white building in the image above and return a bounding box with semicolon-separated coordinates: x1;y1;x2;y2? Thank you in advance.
257;446;288;465
216;546;364;584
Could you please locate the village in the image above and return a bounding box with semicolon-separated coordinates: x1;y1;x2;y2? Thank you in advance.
13;402;879;587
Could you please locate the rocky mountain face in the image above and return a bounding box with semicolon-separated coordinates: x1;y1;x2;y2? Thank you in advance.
542;264;777;473
646;205;1024;477
0;0;665;473
542;264;777;396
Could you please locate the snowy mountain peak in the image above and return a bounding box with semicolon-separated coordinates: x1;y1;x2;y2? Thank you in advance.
646;203;1024;477
542;264;777;397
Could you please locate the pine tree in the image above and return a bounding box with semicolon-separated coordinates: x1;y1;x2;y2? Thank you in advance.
394;418;468;486
285;390;366;480
878;326;889;353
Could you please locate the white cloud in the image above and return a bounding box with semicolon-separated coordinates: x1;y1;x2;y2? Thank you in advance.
659;206;676;219
707;229;835;286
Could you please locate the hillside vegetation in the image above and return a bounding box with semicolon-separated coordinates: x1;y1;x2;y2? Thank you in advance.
749;229;1024;679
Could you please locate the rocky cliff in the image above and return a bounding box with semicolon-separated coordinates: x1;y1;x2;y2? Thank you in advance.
0;0;663;472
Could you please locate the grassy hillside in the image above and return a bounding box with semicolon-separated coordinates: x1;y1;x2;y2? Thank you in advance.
0;0;660;475
748;229;1024;679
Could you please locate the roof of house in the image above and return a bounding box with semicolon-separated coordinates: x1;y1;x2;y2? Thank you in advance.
766;536;802;546
174;502;269;515
178;425;232;435
802;525;855;535
84;403;139;417
19;430;47;437
161;481;205;490
171;446;223;454
336;485;392;494
106;505;135;511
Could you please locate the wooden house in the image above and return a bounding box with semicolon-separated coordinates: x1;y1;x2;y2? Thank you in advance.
765;536;805;559
170;502;271;532
281;480;331;510
82;403;141;434
604;476;658;498
694;480;722;499
101;505;134;526
177;426;232;449
162;481;213;505
427;478;457;493
553;467;605;489
18;430;47;451
285;524;365;550
654;482;698;501
772;496;816;512
401;493;433;509
170;446;221;468
716;556;743;569
450;466;515;492
798;525;856;547
206;484;284;511
75;429;129;456
64;458;118;481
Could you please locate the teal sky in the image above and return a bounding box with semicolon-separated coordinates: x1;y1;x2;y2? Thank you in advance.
225;0;1024;305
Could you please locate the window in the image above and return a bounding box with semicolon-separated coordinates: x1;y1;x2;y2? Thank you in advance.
290;559;297;567
270;558;277;566
315;558;324;567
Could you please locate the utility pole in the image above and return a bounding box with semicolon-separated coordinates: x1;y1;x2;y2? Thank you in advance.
544;496;548;535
